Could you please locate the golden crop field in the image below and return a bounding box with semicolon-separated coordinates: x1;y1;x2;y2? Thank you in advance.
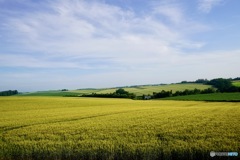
0;97;239;160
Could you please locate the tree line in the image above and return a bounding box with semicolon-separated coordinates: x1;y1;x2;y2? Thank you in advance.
206;78;240;92
147;88;215;99
181;78;240;92
145;78;240;99
82;88;136;99
0;90;18;96
181;77;240;83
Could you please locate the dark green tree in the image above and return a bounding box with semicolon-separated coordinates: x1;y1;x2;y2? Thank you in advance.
195;79;209;84
115;88;129;95
0;90;18;96
207;78;233;92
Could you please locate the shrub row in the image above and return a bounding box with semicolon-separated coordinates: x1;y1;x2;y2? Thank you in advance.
146;88;216;99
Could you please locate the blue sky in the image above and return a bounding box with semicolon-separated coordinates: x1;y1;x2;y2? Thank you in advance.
0;0;240;91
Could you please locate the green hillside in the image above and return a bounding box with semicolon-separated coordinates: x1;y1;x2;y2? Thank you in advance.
232;80;240;87
19;83;212;97
19;91;81;97
73;83;212;96
161;92;240;102
18;89;106;97
125;83;211;96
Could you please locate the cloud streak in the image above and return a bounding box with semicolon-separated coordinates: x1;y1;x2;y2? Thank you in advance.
198;0;223;13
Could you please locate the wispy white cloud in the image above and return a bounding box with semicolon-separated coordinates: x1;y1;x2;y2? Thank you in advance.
0;0;238;91
1;49;239;91
153;4;184;25
0;53;113;70
1;0;207;69
198;0;223;13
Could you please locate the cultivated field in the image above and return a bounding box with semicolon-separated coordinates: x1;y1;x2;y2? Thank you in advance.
20;91;81;97
0;97;239;159
96;83;211;96
162;92;240;102
233;80;240;87
21;83;212;97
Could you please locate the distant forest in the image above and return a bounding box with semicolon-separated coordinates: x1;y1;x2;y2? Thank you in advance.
0;90;18;96
180;77;240;84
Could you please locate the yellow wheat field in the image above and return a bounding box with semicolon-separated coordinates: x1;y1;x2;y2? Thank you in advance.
0;97;239;159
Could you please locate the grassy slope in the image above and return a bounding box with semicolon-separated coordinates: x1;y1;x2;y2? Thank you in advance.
161;92;240;102
18;90;98;97
232;80;240;87
0;97;239;159
21;83;212;97
91;83;211;96
19;91;81;96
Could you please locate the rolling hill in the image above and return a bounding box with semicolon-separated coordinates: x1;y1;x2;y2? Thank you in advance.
19;83;212;97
